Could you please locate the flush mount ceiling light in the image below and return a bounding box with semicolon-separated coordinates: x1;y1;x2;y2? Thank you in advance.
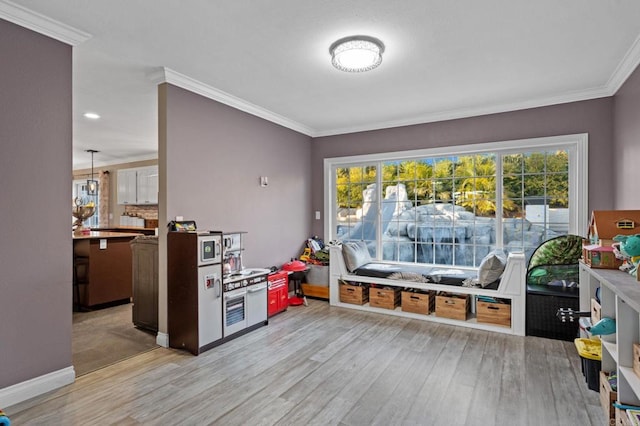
83;112;100;119
329;35;385;72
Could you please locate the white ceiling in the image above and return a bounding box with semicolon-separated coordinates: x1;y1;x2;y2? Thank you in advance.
3;0;640;169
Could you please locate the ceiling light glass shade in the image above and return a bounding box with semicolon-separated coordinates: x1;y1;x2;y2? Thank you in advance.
330;36;385;72
86;179;98;195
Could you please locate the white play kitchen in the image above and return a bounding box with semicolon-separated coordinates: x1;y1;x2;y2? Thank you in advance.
167;227;270;355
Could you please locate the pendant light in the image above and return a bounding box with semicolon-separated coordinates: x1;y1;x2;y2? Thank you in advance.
86;149;99;195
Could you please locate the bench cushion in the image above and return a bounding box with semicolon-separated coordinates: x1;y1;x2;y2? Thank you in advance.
352;262;492;287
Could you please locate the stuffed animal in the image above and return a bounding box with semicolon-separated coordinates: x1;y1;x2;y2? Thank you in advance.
613;234;640;277
588;317;616;335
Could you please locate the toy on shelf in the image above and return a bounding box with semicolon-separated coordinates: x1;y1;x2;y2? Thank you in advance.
613;233;640;278
588;317;616;336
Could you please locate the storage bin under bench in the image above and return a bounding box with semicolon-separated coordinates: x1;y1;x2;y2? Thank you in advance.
301;265;329;300
339;281;513;328
526;284;579;341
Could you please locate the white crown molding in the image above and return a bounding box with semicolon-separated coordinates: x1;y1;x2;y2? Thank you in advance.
313;85;613;138
150;29;640;141
0;366;75;408
73;153;158;171
315;32;640;137
605;33;640;94
147;68;168;86
152;67;316;137
0;0;91;45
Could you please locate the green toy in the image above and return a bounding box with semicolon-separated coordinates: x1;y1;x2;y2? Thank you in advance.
613;234;640;278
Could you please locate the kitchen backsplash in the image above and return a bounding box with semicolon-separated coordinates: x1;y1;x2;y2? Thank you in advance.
124;205;158;220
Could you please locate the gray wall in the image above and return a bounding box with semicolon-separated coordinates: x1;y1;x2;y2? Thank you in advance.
613;64;640;209
310;98;615;237
0;19;72;388
162;83;312;267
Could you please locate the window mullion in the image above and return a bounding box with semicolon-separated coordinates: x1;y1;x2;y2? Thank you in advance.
496;154;504;248
376;161;383;260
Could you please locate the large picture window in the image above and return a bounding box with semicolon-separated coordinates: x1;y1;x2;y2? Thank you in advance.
325;134;588;267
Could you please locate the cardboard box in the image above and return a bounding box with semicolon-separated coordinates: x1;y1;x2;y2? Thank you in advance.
583;244;623;269
339;282;369;305
476;299;511;327
401;291;434;315
591;298;602;324
435;293;470;321
600;370;617;421
369;287;401;310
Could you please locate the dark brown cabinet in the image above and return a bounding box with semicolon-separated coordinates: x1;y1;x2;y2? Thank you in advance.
73;232;141;308
131;236;158;332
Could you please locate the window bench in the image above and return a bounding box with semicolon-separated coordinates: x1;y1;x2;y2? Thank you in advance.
329;245;526;335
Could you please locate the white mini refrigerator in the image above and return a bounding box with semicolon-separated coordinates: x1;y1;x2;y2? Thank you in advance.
168;231;223;355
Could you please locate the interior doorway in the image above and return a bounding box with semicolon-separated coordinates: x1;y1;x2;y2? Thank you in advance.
72;303;158;376
71;172;160;376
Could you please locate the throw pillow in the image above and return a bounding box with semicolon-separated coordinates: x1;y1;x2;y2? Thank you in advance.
342;241;372;272
477;250;507;287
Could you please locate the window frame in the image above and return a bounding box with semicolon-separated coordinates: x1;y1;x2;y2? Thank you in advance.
324;133;589;263
73;179;100;228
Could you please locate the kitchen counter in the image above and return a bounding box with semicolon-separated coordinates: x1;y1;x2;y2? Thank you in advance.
224;268;271;283
74;231;145;239
90;227;157;236
73;231;143;308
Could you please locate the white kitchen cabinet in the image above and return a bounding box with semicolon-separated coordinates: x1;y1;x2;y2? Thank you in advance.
117;168;137;205
136;166;158;205
579;262;640;409
117;166;158;205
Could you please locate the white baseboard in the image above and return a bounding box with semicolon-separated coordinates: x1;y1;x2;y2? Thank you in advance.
156;331;169;348
0;366;75;408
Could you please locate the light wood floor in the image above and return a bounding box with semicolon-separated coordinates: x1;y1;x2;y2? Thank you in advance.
8;299;604;425
73;303;158;376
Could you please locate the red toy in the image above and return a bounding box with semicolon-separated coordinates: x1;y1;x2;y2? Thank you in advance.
282;259;309;306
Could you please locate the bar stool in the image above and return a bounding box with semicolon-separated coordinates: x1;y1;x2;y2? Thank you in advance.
73;255;89;311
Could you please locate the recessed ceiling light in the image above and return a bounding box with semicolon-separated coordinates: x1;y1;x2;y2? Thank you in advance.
83;112;100;119
329;35;385;72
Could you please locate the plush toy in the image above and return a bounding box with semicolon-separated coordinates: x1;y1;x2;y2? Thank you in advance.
588;317;616;336
613;234;640;278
